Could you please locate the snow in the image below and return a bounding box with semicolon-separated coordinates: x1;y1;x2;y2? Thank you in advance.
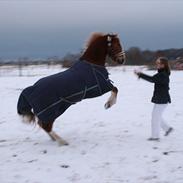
0;65;183;183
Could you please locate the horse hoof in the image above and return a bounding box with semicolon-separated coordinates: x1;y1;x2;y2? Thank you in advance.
58;141;69;146
104;103;111;109
63;142;69;146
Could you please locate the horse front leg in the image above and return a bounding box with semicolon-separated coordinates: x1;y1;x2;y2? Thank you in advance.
104;86;118;109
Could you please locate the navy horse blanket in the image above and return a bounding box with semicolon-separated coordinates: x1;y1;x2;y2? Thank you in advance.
17;60;114;123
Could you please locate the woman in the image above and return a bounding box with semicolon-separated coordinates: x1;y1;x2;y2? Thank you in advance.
134;57;173;141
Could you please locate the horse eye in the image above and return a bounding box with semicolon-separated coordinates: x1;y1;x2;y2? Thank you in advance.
108;43;111;46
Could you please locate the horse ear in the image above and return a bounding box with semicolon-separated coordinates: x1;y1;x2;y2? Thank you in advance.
111;33;118;38
107;33;118;41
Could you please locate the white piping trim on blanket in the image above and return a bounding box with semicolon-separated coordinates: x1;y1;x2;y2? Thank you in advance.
37;62;113;118
92;67;102;95
37;85;98;117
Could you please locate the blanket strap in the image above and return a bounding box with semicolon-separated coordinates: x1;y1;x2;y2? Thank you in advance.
92;67;102;95
92;67;114;91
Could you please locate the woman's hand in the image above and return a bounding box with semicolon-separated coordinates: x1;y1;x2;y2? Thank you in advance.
134;69;141;77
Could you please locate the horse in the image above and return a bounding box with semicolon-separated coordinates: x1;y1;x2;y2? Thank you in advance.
17;32;126;146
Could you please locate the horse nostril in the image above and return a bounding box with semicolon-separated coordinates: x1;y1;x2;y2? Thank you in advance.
122;58;126;64
117;57;125;64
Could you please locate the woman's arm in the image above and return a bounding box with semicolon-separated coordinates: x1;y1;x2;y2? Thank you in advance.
134;70;154;83
139;73;154;83
134;71;168;85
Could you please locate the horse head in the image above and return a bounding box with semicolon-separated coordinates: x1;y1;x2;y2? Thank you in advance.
80;32;126;66
106;33;126;64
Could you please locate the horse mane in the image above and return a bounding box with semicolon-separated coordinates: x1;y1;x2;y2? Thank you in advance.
80;32;108;65
84;32;105;50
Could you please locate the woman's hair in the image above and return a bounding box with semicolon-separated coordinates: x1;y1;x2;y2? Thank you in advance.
158;57;171;75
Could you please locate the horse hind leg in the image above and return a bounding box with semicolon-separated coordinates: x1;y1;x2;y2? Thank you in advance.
49;131;69;146
38;120;69;146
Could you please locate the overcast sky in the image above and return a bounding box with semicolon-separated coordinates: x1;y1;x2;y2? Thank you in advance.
0;0;183;59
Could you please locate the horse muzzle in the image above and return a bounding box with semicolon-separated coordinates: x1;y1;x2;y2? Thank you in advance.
116;52;126;64
117;58;126;64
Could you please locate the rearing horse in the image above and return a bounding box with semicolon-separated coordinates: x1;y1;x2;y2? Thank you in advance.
17;32;126;146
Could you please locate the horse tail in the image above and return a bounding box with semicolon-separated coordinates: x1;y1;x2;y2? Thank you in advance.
17;87;36;124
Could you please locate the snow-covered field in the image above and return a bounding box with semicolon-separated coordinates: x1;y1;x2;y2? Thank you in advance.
0;65;183;183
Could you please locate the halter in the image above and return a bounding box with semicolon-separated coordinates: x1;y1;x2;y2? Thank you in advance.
107;34;126;63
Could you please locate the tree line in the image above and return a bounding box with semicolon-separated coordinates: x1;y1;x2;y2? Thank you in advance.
61;47;183;68
125;47;183;66
0;47;183;68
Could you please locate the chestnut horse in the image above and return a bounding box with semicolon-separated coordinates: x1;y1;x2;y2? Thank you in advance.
17;33;126;146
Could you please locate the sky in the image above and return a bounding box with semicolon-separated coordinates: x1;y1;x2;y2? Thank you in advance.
0;0;183;59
